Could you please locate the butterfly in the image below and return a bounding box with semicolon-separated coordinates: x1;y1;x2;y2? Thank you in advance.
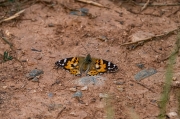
55;54;118;76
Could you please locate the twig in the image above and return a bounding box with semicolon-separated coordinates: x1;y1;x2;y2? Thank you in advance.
0;9;25;24
136;2;180;6
56;107;66;119
75;0;108;8
130;80;156;93
141;0;150;11
1;37;13;48
167;7;180;17
0;30;23;65
121;27;180;46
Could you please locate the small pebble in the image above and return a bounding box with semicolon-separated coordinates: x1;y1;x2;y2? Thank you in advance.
117;86;124;92
172;77;177;81
73;91;82;98
2;86;7;89
136;63;145;69
69;87;77;92
31;77;39;82
31;18;37;22
167;112;178;118
81;86;88;91
70;111;77;117
99;93;108;98
114;81;125;85
173;81;180;87
48;92;54;98
97;35;108;42
48;23;55;27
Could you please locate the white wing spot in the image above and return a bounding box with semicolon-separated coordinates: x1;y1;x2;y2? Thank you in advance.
108;62;111;66
64;58;67;63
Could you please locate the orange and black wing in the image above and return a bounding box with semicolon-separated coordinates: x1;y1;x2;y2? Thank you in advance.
86;59;118;76
55;57;82;76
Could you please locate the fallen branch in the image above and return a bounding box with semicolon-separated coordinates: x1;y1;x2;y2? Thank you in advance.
76;0;109;8
136;2;180;6
141;0;150;11
121;27;180;46
0;9;25;24
130;80;156;93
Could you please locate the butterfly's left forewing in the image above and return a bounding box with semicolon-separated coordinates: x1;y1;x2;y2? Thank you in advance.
55;57;82;76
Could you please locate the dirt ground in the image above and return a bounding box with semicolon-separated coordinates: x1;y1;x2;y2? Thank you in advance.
0;0;180;119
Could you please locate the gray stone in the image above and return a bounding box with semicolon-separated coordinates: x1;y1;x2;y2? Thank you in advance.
73;91;82;98
134;68;157;81
70;8;89;16
26;69;44;80
136;63;145;69
48;92;53;98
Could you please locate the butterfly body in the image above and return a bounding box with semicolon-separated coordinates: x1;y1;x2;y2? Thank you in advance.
55;54;118;76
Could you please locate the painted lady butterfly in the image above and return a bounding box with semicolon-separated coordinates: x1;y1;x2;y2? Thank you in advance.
55;54;118;76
